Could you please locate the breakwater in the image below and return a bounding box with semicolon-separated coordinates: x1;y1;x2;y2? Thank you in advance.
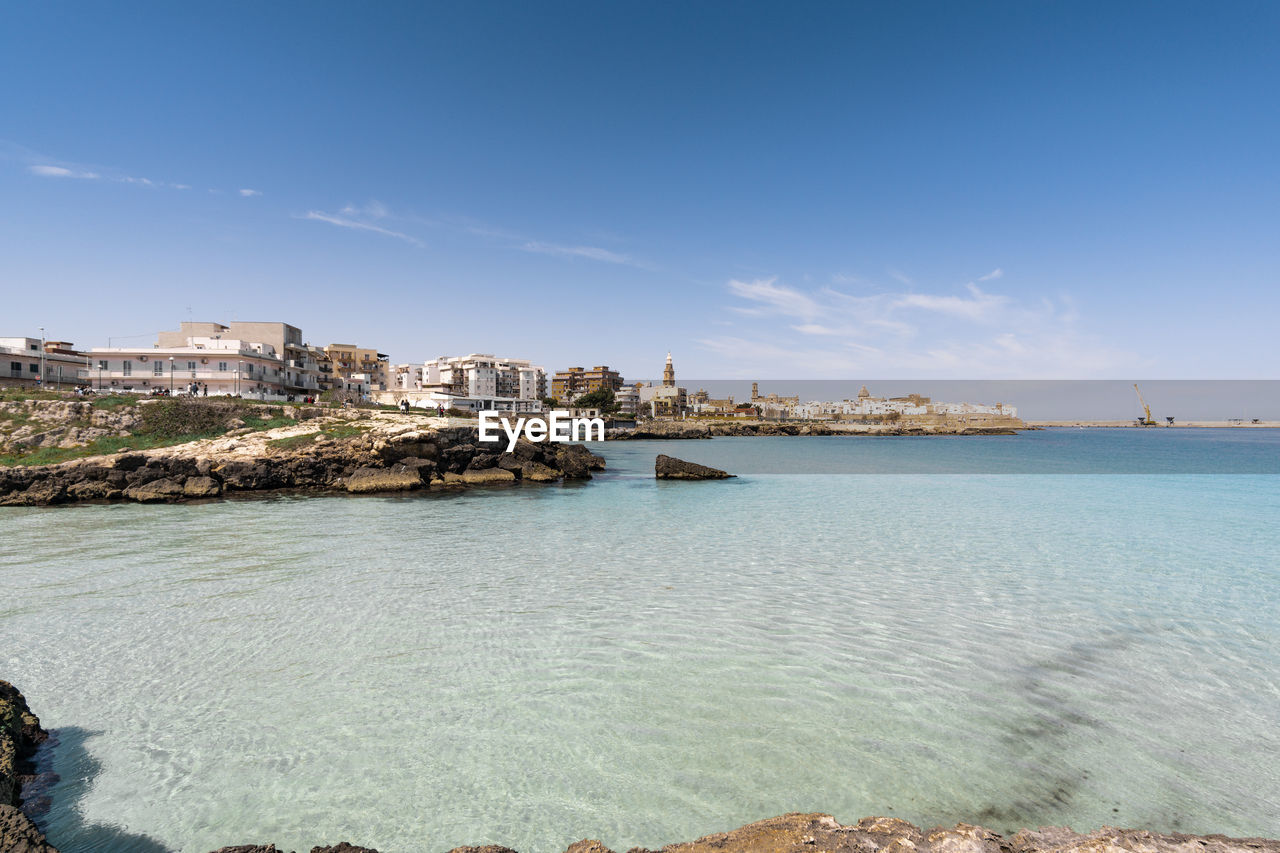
608;421;1021;439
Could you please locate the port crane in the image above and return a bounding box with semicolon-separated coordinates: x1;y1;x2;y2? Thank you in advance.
1133;383;1157;426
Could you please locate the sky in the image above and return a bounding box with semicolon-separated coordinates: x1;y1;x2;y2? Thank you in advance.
2;1;1278;381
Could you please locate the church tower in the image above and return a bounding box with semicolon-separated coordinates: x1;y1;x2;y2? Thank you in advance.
751;382;759;401
663;351;675;387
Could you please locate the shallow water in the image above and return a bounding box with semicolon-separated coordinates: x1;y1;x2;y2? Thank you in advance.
3;431;1279;852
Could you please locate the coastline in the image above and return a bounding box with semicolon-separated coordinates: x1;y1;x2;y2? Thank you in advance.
0;408;604;508
608;420;1024;439
1029;420;1280;428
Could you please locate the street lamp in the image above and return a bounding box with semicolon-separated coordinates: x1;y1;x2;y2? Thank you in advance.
38;327;45;391
169;357;175;395
237;360;243;396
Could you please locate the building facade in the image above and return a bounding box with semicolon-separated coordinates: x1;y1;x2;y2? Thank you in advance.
153;322;324;397
637;352;688;418
378;354;547;412
87;321;328;399
324;343;391;392
0;337;89;389
551;365;623;402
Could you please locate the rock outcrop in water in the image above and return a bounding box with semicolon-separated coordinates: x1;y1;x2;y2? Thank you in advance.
655;454;735;480
0;680;55;853
0;412;606;507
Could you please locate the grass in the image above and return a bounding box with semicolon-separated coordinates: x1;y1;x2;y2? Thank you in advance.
267;431;321;449
89;394;139;410
266;421;367;450
241;413;297;431
323;423;366;439
0;430;226;467
0;389;69;403
0;399;310;467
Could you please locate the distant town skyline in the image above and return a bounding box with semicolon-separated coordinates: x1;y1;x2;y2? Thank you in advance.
3;2;1278;379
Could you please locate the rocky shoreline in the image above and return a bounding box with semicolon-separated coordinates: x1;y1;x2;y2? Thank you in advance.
2;683;1276;853
204;815;1280;853
0;410;604;508
1;680;50;853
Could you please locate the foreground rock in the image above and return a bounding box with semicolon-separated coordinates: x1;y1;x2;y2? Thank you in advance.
656;454;735;480
652;814;1280;853
0;415;606;507
0;680;55;853
204;813;1280;853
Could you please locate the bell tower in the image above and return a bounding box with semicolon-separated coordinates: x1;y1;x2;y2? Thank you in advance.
663;351;675;387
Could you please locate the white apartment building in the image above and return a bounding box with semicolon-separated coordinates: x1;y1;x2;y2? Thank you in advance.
613;385;640;416
412;354;547;412
87;321;325;399
0;337;90;389
89;337;287;397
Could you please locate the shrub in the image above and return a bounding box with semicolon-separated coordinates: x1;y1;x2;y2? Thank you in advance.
136;399;243;438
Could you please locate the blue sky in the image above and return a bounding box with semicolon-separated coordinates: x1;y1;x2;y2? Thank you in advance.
2;1;1277;379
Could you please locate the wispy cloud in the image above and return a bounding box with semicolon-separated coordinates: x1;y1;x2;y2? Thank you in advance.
301;210;424;247
521;240;635;265
239;188;262;197
892;283;1007;321
435;214;650;268
300;205;649;267
30;164;100;179
341;201;389;219
727;278;822;320
25;154;203;191
709;271;1140;377
979;268;1004;281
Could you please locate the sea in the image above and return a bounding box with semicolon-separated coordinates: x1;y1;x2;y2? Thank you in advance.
2;429;1278;852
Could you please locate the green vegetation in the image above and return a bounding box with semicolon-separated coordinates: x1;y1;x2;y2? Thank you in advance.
571;387;620;414
266;420;366;450
0;397;312;467
323;423;366;439
267;431;321;450
241;411;297;431
88;394;138;411
0;388;67;402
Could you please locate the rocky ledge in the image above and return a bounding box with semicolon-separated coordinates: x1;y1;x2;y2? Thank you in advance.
207;813;1280;853
609;421;1020;439
1;680;52;853
0;413;604;507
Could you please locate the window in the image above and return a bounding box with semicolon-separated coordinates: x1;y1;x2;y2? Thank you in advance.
98;360;108;370
10;362;20;373
28;364;39;373
154;362;164;375
122;361;132;376
187;361;196;370
218;362;228;371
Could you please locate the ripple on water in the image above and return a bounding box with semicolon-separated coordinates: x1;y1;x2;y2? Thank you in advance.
2;439;1279;852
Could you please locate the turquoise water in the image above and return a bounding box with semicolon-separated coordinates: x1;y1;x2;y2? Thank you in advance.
2;430;1279;852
